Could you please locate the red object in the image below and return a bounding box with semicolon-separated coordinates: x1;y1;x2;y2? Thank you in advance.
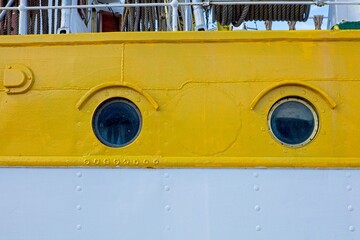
99;10;122;32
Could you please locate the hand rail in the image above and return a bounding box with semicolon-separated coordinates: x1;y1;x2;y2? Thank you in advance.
1;0;359;33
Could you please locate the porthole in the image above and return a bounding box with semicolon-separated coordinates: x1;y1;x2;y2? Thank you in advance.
92;98;142;148
268;97;319;147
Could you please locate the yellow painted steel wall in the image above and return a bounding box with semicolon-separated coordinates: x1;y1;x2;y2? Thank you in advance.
0;31;359;168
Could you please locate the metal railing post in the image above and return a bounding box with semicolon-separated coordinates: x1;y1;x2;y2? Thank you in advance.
171;0;179;31
18;0;27;35
192;0;206;30
184;0;192;31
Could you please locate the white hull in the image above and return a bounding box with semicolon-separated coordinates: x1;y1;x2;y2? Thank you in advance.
0;168;359;240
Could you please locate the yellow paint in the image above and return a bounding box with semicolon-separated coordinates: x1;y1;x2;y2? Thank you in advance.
76;82;159;110
0;31;360;168
3;64;34;94
250;80;337;110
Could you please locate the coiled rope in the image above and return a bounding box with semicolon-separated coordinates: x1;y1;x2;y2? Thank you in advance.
122;0;168;31
215;3;310;26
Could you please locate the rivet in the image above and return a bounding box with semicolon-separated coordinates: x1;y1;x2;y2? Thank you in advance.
115;160;120;165
349;226;355;232
94;159;100;165
164;186;170;191
7;66;11;69
144;160;149;165
254;205;261;212
134;160;139;165
76;224;82;230
28;76;32;80
123;160;129;165
154;159;159;165
260;127;265;132
253;172;259;178
164;205;171;211
346;185;352;191
255;225;262;231
104;159;110;165
254;185;260;191
76;172;82;178
321;109;325;113
84;160;90;165
348;205;354;212
76;186;82;192
76;205;82;211
164;173;170;178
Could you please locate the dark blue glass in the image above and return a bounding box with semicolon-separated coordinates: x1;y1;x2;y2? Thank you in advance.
270;101;315;145
93;98;141;147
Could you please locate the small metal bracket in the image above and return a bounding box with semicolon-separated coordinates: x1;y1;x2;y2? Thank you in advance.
3;64;34;94
315;0;325;7
57;27;70;34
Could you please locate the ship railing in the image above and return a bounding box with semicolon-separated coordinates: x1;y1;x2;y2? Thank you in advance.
0;0;359;35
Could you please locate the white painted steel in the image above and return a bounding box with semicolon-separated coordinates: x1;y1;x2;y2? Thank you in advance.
60;0;71;30
171;0;179;31
328;3;360;28
18;0;27;35
0;168;359;240
192;0;207;31
0;0;15;21
184;0;192;31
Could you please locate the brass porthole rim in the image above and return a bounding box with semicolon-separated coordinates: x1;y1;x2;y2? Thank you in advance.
267;97;319;148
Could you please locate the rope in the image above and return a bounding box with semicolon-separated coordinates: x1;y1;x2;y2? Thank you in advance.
233;5;249;27
0;0;5;35
288;20;296;30
13;0;18;34
122;0;167;32
265;20;272;30
215;3;311;26
6;4;11;34
57;0;62;31
313;14;323;30
36;1;41;34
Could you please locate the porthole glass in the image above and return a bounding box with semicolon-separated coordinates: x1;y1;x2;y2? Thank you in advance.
268;98;319;147
92;98;141;148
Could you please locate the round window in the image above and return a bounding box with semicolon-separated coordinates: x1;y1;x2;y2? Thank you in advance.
268;98;319;147
92;98;142;148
